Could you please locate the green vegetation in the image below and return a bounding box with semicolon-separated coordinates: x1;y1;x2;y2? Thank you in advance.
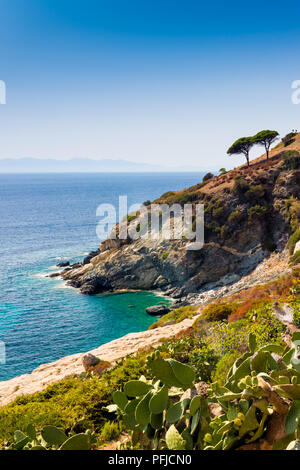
0;271;300;450
149;305;198;330
201;302;237;322
290;250;300;266
228;129;280;166
157;334;219;383
142;200;152;207
100;421;123;442
0;354;149;446
228;208;244;224
252;130;279;160
108;331;300;450
1;423;95;450
233;175;250;194
161;252;169;260
244;184;265;201
127;214;138;223
202;172;214;182
227;137;255;167
247;204;268;223
289;227;300;254
281;150;300;170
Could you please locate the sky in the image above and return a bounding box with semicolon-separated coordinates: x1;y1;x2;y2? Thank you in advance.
0;0;300;169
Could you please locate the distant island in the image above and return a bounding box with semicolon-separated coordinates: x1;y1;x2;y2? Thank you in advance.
0;157;213;173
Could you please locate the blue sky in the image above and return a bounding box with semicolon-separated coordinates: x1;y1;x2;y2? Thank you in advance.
0;0;300;168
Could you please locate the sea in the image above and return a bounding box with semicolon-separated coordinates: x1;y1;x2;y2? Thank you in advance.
0;172;204;381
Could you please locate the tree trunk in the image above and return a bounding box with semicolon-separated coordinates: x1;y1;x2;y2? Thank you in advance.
265;144;269;160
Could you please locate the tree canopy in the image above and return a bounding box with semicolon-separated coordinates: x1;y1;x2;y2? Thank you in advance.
227;137;255;167
253;130;279;159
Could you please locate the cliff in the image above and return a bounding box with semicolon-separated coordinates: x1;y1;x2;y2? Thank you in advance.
61;134;300;301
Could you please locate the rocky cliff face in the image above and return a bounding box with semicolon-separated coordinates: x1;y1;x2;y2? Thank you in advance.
61;138;300;299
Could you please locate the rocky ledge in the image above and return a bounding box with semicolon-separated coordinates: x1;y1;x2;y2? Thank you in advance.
60;151;300;301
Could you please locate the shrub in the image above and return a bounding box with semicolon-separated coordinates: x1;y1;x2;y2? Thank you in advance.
173;191;198;204
233;175;249;194
203;172;214;182
290;250;300;266
157;333;219;383
0;354;149;445
149;305;198;330
212;351;241;385
289;199;300;232
219;225;230;240
244;184;265;201
247;204;268;223
108;333;300;450
100;421;122;442
201;302;238;322
289;227;300;254
127;214;138;223
161;252;169;260
207;302;285;356
160;191;175;199
212;206;225;220
282;132;297;147
281;150;300;170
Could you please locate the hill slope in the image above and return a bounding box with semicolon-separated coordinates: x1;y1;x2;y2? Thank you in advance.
61;135;300;300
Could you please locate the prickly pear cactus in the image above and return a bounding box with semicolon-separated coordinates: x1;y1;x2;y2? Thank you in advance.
1;423;95;450
107;333;300;450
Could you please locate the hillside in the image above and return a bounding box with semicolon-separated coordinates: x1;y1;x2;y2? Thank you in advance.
0;134;300;451
60;134;300;302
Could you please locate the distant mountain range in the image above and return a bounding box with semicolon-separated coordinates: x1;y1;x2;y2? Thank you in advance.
0;157;213;173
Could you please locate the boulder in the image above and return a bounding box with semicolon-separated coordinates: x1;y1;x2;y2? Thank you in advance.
82;353;99;371
82;353;111;375
272;302;294;324
56;261;70;268
294;240;300;255
146;305;170;316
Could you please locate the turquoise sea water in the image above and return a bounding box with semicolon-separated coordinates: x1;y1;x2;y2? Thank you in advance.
0;172;204;381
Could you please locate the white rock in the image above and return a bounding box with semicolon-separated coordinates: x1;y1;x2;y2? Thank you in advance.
294;240;300;255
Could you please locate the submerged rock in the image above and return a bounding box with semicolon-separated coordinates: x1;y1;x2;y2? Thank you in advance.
146;305;170;316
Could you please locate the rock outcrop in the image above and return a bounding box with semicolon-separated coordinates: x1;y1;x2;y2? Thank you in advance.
61;146;300;299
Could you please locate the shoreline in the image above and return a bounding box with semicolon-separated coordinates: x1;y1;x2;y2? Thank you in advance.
0;248;291;407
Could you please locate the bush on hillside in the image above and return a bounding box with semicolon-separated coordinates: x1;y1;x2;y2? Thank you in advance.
202;172;214;182
282;132;297;147
244;184;265;201
247;204;268;223
281;150;300;170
